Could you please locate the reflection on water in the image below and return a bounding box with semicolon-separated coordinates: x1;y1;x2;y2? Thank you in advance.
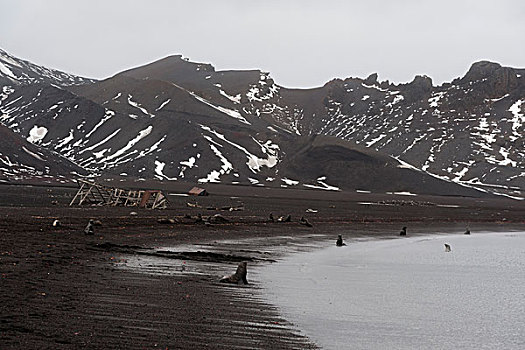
259;232;525;350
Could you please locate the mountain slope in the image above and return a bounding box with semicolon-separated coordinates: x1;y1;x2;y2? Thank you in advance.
306;63;525;193
0;48;522;197
0;124;86;182
0;48;93;86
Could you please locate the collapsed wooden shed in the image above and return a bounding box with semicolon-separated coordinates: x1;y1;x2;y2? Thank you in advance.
69;179;168;209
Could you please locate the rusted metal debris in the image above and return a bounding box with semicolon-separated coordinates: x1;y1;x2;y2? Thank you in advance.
69;179;168;209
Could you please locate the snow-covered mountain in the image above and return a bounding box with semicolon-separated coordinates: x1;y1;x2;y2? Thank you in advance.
0;49;93;182
0;48;93;86
0;48;522;197
289;62;525;196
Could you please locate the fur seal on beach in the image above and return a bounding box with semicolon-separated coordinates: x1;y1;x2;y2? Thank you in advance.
52;219;61;227
220;261;248;285
300;217;313;227
195;213;204;223
399;226;407;236
84;219;94;235
210;214;229;223
277;215;292;222
444;243;451;252
464;228;471;235
336;235;346;246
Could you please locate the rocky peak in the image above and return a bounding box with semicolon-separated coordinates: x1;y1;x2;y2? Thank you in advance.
463;61;502;81
364;73;379;85
398;75;433;102
460;61;520;99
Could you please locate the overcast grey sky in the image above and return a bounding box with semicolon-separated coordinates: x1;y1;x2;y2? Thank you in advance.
1;0;524;87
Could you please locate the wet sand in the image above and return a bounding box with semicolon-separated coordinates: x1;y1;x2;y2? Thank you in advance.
1;183;524;349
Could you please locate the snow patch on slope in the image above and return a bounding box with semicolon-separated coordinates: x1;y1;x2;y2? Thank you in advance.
0;61;16;80
199;124;279;173
155;99;171;112
219;90;241;104
191;93;250;125
154;160;177;180
27;125;48;144
303;176;340;191
128;94;155;118
508;99;524;138
103;125;153;162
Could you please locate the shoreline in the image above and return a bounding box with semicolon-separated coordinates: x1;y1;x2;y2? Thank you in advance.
1;184;524;349
257;230;525;349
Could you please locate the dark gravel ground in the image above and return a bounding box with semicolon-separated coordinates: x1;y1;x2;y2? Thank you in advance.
1;183;524;349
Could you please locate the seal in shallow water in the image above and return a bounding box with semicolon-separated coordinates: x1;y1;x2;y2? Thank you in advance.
336;234;346;246
220;261;248;285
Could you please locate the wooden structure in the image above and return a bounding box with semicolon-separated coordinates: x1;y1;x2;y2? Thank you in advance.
188;186;208;196
69;179;168;209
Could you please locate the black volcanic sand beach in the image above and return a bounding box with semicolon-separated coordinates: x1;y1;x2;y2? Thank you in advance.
1;183;524;349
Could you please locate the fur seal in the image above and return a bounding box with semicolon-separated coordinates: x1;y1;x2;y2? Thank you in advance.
399;226;407;236
278;215;292;222
300;217;313;227
84;219;94;235
464;228;471;235
195;213;204;223
444;243;451;252
210;214;228;223
336;234;346;247
220;261;248;285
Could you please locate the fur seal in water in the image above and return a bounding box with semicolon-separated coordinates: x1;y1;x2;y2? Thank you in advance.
336;235;346;246
399;226;407;236
220;261;248;285
444;243;451;252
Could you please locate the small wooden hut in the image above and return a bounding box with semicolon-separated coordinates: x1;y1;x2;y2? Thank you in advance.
188;186;208;196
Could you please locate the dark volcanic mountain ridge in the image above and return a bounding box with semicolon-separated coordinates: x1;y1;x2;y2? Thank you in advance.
0;48;523;198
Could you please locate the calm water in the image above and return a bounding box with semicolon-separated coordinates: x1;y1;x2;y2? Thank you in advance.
258;232;525;349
